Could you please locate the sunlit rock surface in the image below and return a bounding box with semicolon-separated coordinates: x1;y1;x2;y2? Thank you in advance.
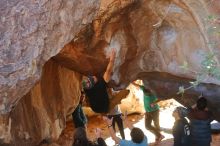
0;0;220;145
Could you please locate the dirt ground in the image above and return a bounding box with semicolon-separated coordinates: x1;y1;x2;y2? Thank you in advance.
57;99;220;146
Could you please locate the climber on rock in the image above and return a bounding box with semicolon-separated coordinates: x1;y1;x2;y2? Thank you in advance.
82;49;130;113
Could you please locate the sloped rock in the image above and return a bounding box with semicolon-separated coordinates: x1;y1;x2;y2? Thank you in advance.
0;0;100;113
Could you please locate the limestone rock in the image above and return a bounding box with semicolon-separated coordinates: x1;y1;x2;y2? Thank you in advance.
0;0;100;113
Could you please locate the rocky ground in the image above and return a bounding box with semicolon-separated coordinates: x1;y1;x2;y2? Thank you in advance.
56;99;220;146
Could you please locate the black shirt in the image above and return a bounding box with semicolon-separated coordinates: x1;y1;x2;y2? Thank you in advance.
84;77;109;113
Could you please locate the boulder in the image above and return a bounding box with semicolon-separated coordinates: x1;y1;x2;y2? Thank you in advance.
0;0;100;113
0;0;220;145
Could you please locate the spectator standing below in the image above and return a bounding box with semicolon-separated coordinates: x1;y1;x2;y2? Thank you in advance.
72;127;107;146
132;81;164;143
103;112;148;146
188;97;213;146
82;49;129;113
172;106;191;146
72;91;87;128
107;105;125;139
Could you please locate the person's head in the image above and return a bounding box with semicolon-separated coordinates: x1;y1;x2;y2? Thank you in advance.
73;127;88;146
82;76;97;90
197;97;207;110
173;106;188;119
143;87;154;96
130;127;144;144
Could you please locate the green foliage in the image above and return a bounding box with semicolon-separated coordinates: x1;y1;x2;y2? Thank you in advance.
179;61;189;73
201;52;216;69
206;14;220;44
208;15;215;20
177;86;185;95
190;81;199;88
201;52;220;79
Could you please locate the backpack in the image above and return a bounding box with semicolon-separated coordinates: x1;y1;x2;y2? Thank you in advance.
181;118;191;145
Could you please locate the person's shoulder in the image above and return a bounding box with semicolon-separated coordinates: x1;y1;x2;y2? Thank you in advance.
174;119;184;127
180;118;189;127
99;77;107;84
183;118;189;123
143;136;148;143
205;110;213;119
119;139;128;143
138;85;144;89
119;139;132;145
151;94;157;98
139;136;148;146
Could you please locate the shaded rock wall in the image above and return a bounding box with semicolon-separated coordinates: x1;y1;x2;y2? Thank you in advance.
0;60;81;145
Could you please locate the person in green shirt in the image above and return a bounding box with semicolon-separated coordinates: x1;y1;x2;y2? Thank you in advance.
132;81;164;143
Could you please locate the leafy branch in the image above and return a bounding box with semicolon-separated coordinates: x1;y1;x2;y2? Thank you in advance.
178;52;220;95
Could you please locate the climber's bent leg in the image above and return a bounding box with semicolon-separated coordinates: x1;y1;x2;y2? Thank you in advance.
109;89;130;111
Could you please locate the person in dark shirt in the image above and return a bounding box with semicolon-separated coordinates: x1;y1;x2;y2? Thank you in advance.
72;91;87;128
82;50;129;113
172;106;191;146
188;97;213;146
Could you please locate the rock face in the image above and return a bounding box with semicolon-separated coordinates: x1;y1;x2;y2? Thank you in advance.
0;0;220;145
0;0;100;114
9;60;81;145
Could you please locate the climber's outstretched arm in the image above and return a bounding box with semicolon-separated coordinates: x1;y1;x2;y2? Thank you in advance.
103;49;116;83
